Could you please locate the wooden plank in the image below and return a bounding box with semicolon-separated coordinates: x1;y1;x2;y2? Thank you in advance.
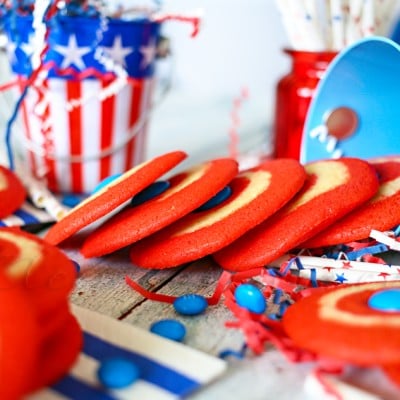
66;247;185;318
122;257;245;356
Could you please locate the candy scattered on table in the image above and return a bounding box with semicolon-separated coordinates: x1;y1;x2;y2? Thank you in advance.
173;294;209;316
150;319;187;342
234;283;266;314
97;358;140;389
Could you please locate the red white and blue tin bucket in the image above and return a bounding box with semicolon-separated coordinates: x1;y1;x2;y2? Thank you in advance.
5;14;161;194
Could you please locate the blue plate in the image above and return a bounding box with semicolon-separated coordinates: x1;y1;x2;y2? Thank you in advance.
301;37;400;163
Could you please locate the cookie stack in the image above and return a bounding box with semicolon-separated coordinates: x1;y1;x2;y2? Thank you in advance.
0;227;81;398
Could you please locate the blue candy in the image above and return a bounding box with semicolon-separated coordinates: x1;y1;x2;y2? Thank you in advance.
150;319;186;342
173;294;208;316
234;283;266;314
71;260;81;274
61;193;83;208
368;288;400;312
97;358;140;389
131;181;170;206
92;173;122;194
195;186;232;212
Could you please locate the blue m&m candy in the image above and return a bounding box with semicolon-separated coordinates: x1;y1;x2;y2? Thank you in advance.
368;289;400;312
131;181;170;206
97;358;139;389
150;319;186;342
195;186;232;212
234;283;266;314
173;294;208;316
92;174;122;194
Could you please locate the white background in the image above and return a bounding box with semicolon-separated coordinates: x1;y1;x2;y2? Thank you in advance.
146;0;289;168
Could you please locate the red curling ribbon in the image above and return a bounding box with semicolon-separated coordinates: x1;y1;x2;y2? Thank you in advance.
0;79;20;92
125;275;177;304
125;271;232;306
154;13;202;37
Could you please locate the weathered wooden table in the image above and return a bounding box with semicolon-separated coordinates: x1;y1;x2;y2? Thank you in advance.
62;238;312;400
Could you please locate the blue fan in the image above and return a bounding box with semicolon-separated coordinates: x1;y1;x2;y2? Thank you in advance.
300;37;400;163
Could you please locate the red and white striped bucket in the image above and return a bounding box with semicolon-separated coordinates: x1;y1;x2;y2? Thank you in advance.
6;14;162;194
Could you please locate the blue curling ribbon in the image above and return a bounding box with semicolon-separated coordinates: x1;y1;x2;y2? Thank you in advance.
346;243;389;261
272;288;283;305
309;268;318;287
219;344;247;360
5;86;29;170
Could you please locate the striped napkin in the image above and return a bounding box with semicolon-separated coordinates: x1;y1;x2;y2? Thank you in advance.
0;201;55;228
29;305;227;400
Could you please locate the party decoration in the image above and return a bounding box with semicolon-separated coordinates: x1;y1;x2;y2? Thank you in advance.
301;37;400;163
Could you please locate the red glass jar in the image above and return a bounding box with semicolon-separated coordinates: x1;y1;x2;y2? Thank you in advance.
273;49;337;160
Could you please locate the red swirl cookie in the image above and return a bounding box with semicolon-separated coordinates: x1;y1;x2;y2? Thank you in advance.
29;312;83;391
129;159;306;269
0;227;77;317
0;165;26;218
44;151;186;245
282;281;400;366
81;158;239;257
213;158;379;271
0;270;40;399
303;156;400;248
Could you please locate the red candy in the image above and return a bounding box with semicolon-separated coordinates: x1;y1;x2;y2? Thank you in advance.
0;165;26;218
81;158;239;257
213;158;379;271
129;159;306;269
45;151;186;245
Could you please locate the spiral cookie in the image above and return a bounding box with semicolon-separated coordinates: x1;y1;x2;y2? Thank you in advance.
0;227;77;317
213;158;379;271
81;158;238;257
303;156;400;248
44;150;186;245
282;281;400;366
0;270;40;399
129;158;306;269
0;165;26;218
0;227;82;396
29;313;83;391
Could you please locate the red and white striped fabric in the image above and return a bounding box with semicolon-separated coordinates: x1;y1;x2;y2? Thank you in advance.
19;76;154;194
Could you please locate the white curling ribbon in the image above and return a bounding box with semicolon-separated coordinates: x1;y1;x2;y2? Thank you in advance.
369;229;400;252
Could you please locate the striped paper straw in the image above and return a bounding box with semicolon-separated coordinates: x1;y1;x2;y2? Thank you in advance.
270;254;400;284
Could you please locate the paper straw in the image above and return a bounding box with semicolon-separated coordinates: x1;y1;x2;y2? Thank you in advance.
346;0;364;44
270;254;400;284
375;0;397;36
274;0;304;49
273;254;400;274
15;162;69;220
330;0;346;50
361;0;376;37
